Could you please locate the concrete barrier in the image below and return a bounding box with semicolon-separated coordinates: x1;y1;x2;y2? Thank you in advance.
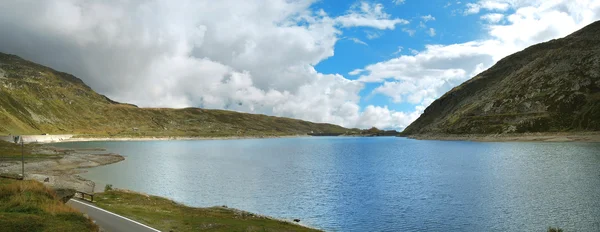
0;134;74;144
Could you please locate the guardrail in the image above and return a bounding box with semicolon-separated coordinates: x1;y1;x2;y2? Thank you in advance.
75;191;95;202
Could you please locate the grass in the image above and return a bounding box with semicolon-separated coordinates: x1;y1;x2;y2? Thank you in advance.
95;189;321;232
0;178;98;232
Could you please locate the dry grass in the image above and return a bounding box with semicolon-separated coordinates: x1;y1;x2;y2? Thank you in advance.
0;178;98;232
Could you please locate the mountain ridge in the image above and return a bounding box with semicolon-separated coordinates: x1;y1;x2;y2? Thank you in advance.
402;20;600;136
0;52;351;136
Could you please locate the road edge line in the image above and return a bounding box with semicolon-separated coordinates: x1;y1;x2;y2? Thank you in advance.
70;199;161;232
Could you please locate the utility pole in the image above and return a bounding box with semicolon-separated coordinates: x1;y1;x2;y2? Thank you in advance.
21;137;24;180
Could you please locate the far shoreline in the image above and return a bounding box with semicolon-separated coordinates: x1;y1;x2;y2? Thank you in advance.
58;134;310;143
405;132;600;143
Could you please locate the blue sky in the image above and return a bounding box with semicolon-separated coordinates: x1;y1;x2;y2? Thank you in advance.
0;0;598;130
314;0;493;112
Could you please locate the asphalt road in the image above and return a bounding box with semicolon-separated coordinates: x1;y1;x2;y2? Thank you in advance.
67;199;161;232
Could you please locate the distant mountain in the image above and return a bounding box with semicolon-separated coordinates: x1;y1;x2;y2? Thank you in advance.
0;53;348;136
402;21;600;136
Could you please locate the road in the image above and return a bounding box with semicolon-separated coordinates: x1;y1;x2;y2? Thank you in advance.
67;199;161;232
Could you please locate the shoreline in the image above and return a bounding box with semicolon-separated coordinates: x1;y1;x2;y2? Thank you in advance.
0;146;124;192
7;134;311;144
405;132;600;142
63;134;308;143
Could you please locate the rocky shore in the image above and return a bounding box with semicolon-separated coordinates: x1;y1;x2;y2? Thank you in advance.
0;146;124;192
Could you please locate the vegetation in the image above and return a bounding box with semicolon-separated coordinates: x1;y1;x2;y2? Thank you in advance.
402;21;600;136
0;52;349;137
95;189;321;232
548;227;564;232
0;178;98;232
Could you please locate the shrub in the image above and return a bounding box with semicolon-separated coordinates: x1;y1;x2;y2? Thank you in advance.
104;184;113;192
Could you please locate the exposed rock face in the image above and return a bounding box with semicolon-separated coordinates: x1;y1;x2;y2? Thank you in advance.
402;21;600;136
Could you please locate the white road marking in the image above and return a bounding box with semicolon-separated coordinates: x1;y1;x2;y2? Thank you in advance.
70;199;162;232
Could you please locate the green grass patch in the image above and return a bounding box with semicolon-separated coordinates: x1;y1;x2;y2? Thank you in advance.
0;178;98;232
95;189;321;232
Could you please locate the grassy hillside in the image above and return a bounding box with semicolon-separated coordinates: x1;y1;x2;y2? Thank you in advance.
0;52;349;136
94;189;320;232
0;178;98;232
402;20;600;136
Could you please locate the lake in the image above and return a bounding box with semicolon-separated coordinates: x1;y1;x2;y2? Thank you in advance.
53;137;600;231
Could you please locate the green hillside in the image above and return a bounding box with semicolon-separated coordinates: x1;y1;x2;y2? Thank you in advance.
0;53;349;137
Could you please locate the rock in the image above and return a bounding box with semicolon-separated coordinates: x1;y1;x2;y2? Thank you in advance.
293;219;301;223
44;177;50;182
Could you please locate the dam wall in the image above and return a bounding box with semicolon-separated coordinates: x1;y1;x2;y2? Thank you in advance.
0;134;74;144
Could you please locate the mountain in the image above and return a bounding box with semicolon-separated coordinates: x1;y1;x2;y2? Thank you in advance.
0;53;349;136
402;21;600;136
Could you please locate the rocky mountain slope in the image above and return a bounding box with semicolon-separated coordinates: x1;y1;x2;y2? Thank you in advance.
0;53;348;136
402;21;600;136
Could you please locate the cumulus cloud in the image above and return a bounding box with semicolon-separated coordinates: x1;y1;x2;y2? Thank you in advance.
0;0;406;129
354;105;423;129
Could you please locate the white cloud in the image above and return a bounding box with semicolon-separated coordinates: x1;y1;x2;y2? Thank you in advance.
365;30;383;39
428;28;436;36
402;28;416;36
421;15;436;22
481;13;505;23
349;69;365;76
354;105;423;129
465;3;482;14
392;0;406;5
465;0;510;15
335;2;409;30
392;46;404;55
419;15;436;28
480;1;510;11
348;37;368;46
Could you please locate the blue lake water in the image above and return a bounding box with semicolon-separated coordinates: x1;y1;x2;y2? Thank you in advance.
53;137;600;231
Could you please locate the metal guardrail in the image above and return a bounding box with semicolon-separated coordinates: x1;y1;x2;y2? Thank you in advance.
75;191;95;202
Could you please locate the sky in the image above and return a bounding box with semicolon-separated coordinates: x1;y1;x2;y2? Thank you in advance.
0;0;599;130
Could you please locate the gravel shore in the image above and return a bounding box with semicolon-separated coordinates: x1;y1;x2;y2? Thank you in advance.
0;146;124;192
